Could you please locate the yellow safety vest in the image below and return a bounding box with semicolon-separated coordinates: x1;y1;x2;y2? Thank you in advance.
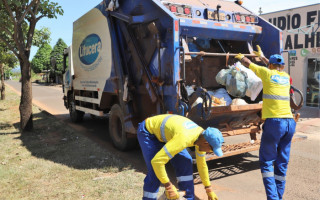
145;114;211;186
249;63;293;119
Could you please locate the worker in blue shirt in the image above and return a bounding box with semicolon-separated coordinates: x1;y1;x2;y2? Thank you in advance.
137;114;224;200
236;45;296;200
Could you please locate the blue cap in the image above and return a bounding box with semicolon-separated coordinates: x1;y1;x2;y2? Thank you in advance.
269;54;285;65
202;127;224;157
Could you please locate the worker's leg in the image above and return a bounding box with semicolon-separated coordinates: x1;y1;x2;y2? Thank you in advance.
170;149;194;200
259;118;281;200
274;118;296;200
137;121;164;200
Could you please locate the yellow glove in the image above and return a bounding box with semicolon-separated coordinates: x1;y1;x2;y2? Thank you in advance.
165;184;180;200
206;187;218;200
252;45;264;58
235;53;244;61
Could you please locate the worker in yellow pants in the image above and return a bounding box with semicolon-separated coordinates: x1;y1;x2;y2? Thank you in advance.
137;114;224;200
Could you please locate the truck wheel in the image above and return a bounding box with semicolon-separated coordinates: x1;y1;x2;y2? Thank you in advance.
68;95;84;123
109;104;137;151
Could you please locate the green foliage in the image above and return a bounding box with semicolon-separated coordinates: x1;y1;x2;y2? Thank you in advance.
0;42;18;70
33;27;52;47
31;44;52;73
51;38;67;74
0;0;63;57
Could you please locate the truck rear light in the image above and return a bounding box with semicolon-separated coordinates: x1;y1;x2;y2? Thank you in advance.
184;8;190;15
170;6;177;12
163;2;192;17
177;6;184;14
245;16;251;22
235;14;241;21
240;15;245;22
235;13;258;23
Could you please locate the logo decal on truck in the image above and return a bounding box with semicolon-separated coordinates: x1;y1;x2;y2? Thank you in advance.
79;34;102;71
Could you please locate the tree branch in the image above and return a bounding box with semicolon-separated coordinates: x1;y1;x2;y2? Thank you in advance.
1;0;25;55
1;0;16;25
0;26;13;37
0;36;19;57
36;15;45;22
18;0;38;24
25;1;41;50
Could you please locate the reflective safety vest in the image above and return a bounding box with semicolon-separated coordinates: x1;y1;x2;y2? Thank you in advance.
249;63;293;119
145;114;211;186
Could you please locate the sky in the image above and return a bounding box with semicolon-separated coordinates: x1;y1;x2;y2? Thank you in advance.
30;0;320;59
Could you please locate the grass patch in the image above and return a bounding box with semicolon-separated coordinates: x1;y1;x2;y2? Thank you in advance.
0;87;145;199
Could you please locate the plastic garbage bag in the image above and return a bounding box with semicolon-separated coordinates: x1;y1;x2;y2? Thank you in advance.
195;38;210;49
208;88;232;106
234;62;263;101
216;66;248;98
225;67;248;98
188;43;199;58
216;68;231;86
185;85;195;96
231;98;248;105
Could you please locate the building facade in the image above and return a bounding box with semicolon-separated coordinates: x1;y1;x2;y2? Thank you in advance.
261;4;320;108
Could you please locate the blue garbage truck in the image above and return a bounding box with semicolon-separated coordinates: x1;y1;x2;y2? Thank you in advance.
62;0;283;159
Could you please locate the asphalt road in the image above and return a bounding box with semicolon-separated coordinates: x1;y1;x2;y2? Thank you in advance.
5;80;320;200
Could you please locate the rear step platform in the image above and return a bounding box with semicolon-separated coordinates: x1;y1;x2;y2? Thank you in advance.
191;135;307;163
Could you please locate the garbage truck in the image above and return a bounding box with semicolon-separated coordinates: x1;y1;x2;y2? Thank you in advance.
62;0;300;159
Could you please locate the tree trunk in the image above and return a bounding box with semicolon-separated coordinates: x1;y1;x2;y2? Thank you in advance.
19;59;33;131
0;63;5;100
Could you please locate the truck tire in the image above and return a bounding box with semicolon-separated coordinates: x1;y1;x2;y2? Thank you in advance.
109;104;137;151
68;95;84;123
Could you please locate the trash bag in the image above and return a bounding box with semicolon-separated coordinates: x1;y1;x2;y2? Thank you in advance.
188;43;199;58
195;38;210;49
216;68;231;86
216;66;248;98
234;62;263;101
226;67;247;97
208;88;232;106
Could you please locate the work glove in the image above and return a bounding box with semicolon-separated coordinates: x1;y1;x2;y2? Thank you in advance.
252;45;264;58
206;187;218;200
235;53;245;61
165;183;180;199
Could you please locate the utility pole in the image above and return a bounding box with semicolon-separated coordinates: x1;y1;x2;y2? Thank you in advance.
258;7;263;15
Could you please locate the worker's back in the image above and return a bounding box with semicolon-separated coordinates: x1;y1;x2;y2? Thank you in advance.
249;63;293;119
145;114;203;144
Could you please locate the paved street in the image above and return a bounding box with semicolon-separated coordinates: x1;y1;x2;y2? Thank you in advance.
6;80;68;116
5;80;320;200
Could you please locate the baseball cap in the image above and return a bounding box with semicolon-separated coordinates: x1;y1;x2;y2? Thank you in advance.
269;54;285;65
202;127;224;157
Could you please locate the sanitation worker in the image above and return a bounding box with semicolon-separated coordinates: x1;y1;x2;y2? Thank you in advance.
137;114;224;200
235;46;296;200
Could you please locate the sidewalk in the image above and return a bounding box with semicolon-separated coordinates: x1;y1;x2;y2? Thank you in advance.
296;106;320;140
297;106;320;120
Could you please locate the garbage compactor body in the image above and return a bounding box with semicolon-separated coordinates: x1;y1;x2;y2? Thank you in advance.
62;0;284;158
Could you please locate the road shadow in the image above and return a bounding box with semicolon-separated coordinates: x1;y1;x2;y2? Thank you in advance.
13;111;135;172
0;122;20;135
193;153;260;185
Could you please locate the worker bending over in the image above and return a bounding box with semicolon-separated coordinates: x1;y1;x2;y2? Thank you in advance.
236;46;296;200
137;114;224;200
